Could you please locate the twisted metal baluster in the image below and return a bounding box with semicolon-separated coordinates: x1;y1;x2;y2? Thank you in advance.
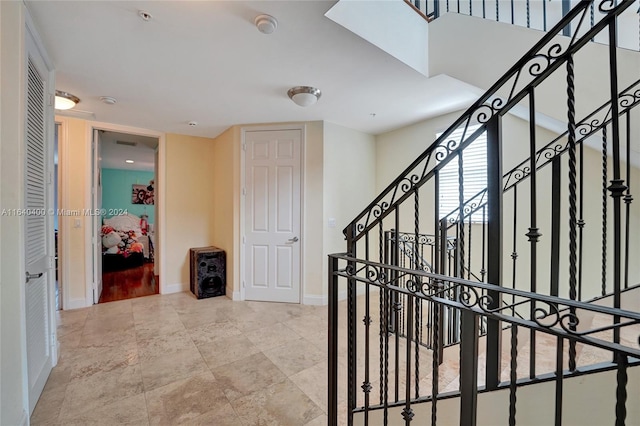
567;55;577;372
379;224;385;407
431;280;440;426
363;234;371;424
414;190;420;399
508;325;518;426
601;126;608;297
616;352;628;426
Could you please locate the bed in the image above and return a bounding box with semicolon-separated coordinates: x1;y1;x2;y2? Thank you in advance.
101;213;151;272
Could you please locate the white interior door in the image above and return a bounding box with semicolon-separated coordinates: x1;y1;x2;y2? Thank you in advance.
92;129;102;303
244;129;302;303
24;30;55;413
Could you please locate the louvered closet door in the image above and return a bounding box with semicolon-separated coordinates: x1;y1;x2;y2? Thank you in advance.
25;53;54;413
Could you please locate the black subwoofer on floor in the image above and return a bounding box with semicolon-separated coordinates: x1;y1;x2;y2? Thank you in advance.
189;246;226;299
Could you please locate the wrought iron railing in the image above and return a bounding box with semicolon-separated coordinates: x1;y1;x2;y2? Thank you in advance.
332;0;638;424
328;254;640;425
407;0;640;51
386;231;488;349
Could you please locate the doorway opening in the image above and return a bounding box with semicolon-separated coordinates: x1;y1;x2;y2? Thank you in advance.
96;130;159;303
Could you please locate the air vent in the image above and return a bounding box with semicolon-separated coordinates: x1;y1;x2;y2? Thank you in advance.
116;140;137;147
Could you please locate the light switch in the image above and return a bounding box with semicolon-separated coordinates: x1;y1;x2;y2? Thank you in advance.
328;218;336;228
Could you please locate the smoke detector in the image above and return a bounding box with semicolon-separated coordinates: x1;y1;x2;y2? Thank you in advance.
255;14;278;34
188;121;198;127
100;96;117;105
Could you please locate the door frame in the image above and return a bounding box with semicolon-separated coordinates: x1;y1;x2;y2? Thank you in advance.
240;124;305;303
82;122;166;305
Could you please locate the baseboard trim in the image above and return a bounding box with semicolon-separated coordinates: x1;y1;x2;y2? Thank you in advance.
163;283;184;294
303;295;328;305
232;291;242;301
65;297;88;310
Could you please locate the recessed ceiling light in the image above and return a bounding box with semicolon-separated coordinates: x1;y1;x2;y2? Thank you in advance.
255;14;278;34
125;159;135;164
100;96;117;105
55;90;80;110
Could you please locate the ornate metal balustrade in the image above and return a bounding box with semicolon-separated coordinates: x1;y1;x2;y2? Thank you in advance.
328;254;640;425
407;0;640;51
385;231;488;349
332;1;639;425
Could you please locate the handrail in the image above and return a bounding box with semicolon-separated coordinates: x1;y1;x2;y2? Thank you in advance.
345;0;635;242
330;253;640;356
441;77;640;224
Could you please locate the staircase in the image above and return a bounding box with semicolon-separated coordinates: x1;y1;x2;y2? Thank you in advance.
328;1;640;424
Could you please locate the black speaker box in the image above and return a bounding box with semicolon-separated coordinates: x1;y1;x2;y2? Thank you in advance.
189;246;226;299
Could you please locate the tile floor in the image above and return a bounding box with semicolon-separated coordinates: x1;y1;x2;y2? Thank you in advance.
31;292;343;426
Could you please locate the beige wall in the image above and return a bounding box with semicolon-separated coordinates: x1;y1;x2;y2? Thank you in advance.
1;1;29;423
56;117;91;308
210;121;327;302
210;126;240;297
209;120;377;303
164;133;216;291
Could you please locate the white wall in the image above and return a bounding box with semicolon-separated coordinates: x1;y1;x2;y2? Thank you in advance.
1;2;30;424
429;12;640;136
323;122;377;299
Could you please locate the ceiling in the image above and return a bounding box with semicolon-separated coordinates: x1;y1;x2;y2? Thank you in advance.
26;0;481;139
100;130;158;172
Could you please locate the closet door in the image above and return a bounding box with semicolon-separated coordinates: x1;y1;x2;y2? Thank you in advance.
24;24;56;414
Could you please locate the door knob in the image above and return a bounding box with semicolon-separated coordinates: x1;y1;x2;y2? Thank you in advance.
26;271;43;283
287;236;299;243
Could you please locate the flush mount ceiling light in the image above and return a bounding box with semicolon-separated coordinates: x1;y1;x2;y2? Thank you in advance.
287;86;321;107
125;159;135;164
54;90;80;110
255;14;278;34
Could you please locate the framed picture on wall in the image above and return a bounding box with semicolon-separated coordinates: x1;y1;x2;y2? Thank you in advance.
132;184;154;205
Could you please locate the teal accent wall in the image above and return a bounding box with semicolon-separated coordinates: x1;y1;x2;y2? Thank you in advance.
102;168;155;224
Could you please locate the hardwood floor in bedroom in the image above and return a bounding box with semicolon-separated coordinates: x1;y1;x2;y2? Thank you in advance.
99;262;159;303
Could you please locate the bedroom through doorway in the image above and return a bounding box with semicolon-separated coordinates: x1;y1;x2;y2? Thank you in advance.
97;130;159;303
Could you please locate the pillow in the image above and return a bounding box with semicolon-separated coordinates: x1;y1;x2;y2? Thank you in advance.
104;213;142;235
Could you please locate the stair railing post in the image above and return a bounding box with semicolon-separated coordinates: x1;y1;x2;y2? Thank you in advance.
485;114;503;391
346;224;357;426
328;254;339;426
459;308;479;426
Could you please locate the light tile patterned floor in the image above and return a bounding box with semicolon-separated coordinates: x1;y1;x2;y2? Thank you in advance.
31;292;337;426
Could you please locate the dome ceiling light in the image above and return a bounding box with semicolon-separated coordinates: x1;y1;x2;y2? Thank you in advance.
287;86;321;107
54;90;80;110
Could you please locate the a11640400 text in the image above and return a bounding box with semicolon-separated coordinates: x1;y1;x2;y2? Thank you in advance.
1;208;127;217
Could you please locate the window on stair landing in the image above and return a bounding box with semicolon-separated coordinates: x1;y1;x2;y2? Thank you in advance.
436;124;487;222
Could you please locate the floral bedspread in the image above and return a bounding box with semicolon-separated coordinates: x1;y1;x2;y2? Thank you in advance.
101;225;144;257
